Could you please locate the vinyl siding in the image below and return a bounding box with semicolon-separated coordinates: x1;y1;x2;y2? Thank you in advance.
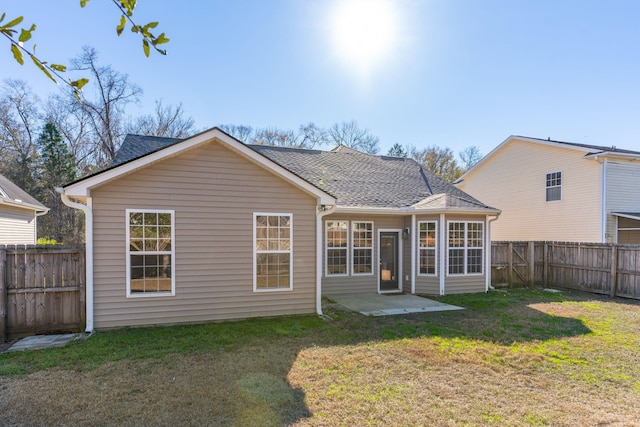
458;138;602;242
605;160;640;243
321;214;404;294
0;205;37;244
91;140;318;329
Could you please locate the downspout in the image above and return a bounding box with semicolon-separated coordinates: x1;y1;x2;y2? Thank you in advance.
410;214;416;294
57;189;94;333
485;214;500;291
601;158;607;243
439;213;446;295
316;204;336;316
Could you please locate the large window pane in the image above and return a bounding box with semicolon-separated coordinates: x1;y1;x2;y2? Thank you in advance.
448;222;483;275
419;221;436;275
326;221;348;276
352;222;373;275
128;210;174;295
255;214;292;290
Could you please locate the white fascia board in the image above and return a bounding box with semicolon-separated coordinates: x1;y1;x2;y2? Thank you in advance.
335;206;413;214
62;128;336;205
0;198;49;213
335;205;501;215
611;212;640;220
584;151;640;161
454;135;595;185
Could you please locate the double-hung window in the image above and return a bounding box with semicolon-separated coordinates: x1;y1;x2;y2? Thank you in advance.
326;221;348;276
418;221;437;275
352;221;373;275
254;213;292;291
126;209;175;297
448;221;484;275
546;171;562;201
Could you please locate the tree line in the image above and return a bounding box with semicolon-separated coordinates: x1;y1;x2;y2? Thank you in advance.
0;47;482;243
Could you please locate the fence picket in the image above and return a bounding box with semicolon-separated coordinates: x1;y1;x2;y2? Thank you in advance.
492;241;640;300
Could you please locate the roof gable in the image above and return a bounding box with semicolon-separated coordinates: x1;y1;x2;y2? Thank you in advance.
61;128;335;205
456;135;640;184
0;174;48;212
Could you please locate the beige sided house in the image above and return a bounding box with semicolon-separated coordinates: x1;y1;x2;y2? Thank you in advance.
59;128;499;332
0;174;49;244
455;135;640;244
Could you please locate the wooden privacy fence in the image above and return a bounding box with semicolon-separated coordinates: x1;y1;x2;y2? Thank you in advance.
0;245;85;342
491;241;640;299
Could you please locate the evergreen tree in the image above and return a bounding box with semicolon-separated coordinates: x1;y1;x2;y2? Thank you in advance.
36;122;80;242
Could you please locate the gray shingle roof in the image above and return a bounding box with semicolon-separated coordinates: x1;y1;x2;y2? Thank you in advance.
112;134;184;166
111;133;497;211
0;174;47;210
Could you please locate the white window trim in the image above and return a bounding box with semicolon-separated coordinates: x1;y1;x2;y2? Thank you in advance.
417;220;437;277
253;212;293;292
446;220;484;277
545;170;562;202
125;208;176;298
325;220;349;277
351;221;374;276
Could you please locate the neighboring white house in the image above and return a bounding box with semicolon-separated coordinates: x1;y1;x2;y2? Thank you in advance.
0;174;49;244
455;136;640;244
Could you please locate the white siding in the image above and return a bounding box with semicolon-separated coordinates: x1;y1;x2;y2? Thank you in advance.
458;138;602;242
605;160;640;242
91;140;318;329
0;205;37;244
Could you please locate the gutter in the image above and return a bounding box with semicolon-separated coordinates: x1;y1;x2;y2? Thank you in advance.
56;188;94;333
336;206;501;215
315;204;336;316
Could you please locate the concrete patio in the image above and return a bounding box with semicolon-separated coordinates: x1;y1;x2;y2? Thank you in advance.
326;293;464;316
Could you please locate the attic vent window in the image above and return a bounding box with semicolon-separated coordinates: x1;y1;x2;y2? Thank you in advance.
546;171;562;202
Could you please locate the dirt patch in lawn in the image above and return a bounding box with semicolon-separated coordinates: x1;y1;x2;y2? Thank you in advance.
1;289;640;426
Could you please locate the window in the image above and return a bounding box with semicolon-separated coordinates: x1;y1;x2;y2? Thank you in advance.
546;171;562;201
352;221;373;275
255;213;292;291
326;221;348;275
448;221;484;275
418;221;437;275
126;209;175;297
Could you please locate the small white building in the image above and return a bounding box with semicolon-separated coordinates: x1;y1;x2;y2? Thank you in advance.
0;174;49;244
455;136;640;244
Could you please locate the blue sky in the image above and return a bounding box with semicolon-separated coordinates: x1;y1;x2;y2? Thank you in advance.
3;0;640;156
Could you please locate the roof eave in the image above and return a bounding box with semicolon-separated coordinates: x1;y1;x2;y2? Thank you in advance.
335;205;501;215
0;198;49;213
584;151;640;161
61;127;336;206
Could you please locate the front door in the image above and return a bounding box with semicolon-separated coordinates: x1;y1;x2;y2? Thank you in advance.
379;231;400;292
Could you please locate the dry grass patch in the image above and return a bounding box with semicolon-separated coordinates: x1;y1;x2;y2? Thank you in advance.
1;288;640;426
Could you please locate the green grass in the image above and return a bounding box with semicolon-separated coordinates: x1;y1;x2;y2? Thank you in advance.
0;314;327;376
2;288;640;426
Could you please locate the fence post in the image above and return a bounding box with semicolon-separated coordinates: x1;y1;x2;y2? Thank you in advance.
543;243;548;286
528;241;535;286
0;248;7;342
508;242;513;286
610;245;618;297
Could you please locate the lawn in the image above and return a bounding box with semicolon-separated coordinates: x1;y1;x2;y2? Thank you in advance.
1;288;639;426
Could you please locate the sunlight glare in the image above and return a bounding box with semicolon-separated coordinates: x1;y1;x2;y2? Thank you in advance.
330;0;399;77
